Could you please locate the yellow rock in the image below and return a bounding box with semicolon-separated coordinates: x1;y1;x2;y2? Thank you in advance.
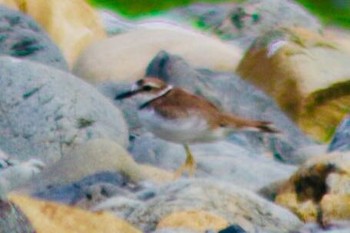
0;0;106;67
157;210;228;232
237;27;350;142
139;164;176;184
275;152;350;221
24;139;173;193
8;194;141;233
73;28;242;84
0;0;18;9
321;194;350;220
275;192;318;222
325;27;350;54
24;139;144;192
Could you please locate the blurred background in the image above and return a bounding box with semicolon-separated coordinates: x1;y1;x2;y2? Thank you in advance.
87;0;350;28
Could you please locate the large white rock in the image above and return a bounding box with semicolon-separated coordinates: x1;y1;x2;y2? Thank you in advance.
73;28;242;84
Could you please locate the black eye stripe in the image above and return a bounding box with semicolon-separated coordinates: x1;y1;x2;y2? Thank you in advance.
143;85;152;91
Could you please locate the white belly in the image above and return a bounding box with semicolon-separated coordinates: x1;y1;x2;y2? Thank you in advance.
138;109;230;144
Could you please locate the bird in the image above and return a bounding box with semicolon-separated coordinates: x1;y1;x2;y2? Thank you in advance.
116;77;279;177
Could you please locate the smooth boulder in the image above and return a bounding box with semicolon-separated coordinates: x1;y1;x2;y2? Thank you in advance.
0;6;68;70
0;56;128;164
73;28;242;84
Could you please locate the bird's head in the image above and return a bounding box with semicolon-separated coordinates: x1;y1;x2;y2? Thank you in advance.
115;77;172;100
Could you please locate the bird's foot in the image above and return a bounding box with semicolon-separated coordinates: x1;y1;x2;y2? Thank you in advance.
173;158;197;179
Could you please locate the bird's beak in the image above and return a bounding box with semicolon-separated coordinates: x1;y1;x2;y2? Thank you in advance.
115;84;141;100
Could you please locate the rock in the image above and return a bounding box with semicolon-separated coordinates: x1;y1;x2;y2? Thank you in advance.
25;139;174;205
0;0;106;67
275;152;350;222
0;198;35;233
237;27;350;142
25;139;140;192
32;170;130;205
98;9;136;36
0;56;128;164
73;28;242;84
129;134;296;191
328;115;350;152
138;164;176;184
126;179;302;233
157;210;228;232
296;221;350;233
152;228;199;233
216;0;321;48
0;158;44;197
8;194;142;233
0;6;68;70
91;196;144;219
218;225;247;233
167;2;237;31
322;194;350;221
0;0;17;9
325;27;350;54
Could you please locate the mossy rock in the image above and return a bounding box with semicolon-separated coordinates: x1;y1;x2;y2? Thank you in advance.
237;27;350;142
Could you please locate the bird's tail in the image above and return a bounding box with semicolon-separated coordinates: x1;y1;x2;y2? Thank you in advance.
219;113;280;133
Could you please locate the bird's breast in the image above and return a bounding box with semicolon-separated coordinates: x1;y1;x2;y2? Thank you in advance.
138;108;225;143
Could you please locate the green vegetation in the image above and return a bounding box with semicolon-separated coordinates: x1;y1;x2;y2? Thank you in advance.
296;0;350;28
87;0;240;17
87;0;350;28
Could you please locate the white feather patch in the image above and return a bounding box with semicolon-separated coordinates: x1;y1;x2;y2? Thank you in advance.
267;40;288;58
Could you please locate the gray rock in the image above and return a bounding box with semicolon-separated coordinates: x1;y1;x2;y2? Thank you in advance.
162;0;321;49
0;158;44;198
0;6;68;70
328;115;350;152
219;225;247;233
98;10;136;36
92;196;144;219
296;221;350;233
33;171;131;205
215;0;322;48
130;134;296;191
143;51;315;163
0;199;35;233
0;56;128;164
126;179;302;233
167;3;237;30
89;182;159;219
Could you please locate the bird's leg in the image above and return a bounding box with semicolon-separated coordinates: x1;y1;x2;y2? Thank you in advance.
316;204;328;229
174;144;196;178
184;144;196;176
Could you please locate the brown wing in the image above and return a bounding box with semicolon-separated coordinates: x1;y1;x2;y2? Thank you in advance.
147;88;222;125
219;113;279;133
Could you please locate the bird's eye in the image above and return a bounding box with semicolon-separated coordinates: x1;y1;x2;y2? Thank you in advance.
143;85;152;91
